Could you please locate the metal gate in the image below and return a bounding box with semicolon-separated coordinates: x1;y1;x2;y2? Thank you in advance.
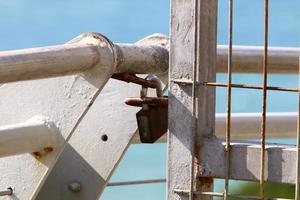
168;0;299;199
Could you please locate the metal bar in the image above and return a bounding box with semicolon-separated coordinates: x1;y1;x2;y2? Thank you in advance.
0;43;99;83
168;0;217;199
217;45;299;74
114;43;169;75
0;33;168;83
0;116;59;158
205;82;299;93
260;0;269;198
295;40;300;200
224;0;234;198
107;179;166;187
125;97;168;107
174;189;293;200
200;138;298;184
131;112;299;143
111;73;159;88
189;0;200;198
1;43;299;84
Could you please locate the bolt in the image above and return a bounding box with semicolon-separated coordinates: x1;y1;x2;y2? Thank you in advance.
68;182;81;192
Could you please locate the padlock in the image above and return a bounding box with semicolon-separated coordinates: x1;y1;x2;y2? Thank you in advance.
122;74;168;143
136;105;167;143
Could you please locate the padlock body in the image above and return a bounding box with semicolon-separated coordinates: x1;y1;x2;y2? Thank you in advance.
136;106;168;143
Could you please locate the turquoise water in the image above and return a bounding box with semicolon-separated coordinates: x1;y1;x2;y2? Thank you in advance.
0;1;298;199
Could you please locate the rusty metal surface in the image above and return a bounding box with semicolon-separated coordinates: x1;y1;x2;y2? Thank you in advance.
259;0;269;198
112;73;158;88
125;97;168;107
205;82;299;92
224;0;234;198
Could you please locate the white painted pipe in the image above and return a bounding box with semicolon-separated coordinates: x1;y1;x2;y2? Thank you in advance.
132;112;298;143
0;32;298;83
0;43;100;83
215;112;297;139
0;116;59;158
0;33;169;83
217;45;299;73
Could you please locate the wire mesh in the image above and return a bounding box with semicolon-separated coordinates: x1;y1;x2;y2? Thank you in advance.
192;0;298;199
224;0;234;199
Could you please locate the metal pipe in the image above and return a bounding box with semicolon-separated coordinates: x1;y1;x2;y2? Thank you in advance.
0;43;100;83
224;0;234;198
0;116;59;158
131;112;299;143
107;179;166;187
174;189;294;200
114;44;168;75
0;33;169;83
0;33;299;83
217;45;299;73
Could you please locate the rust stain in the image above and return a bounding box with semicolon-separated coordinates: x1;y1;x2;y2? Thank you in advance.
32;147;54;159
195;140;213;190
44;146;54;153
198;177;213;188
111;73;159;89
32;151;42;159
125;97;168;107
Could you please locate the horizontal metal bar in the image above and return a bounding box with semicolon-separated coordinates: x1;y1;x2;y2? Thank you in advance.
0;33;169;83
173;80;299;92
0;116;59;158
131;112;298;143
0;43;99;83
173;189;293;200
217;45;299;73
205;82;299;92
215;112;298;139
0;39;299;84
107;179;166;187
200;138;298;184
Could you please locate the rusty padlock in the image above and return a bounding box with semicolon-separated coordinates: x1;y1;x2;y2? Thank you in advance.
136;101;167;143
125;74;168;143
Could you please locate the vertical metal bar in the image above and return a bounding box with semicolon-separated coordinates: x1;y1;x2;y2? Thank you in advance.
295;52;300;199
168;0;217;199
189;0;200;198
224;0;233;199
260;0;269;199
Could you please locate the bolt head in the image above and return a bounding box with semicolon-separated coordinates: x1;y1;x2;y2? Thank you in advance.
68;182;81;192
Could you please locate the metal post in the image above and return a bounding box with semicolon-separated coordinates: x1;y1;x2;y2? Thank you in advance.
168;0;217;200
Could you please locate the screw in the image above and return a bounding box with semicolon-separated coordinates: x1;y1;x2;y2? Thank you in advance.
68;182;81;192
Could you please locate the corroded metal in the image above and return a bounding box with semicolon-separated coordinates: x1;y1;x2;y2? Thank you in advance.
260;0;269;198
125;97;168;107
205;82;299;92
224;0;234;198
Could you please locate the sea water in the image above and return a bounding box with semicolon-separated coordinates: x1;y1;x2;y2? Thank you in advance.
0;0;298;199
